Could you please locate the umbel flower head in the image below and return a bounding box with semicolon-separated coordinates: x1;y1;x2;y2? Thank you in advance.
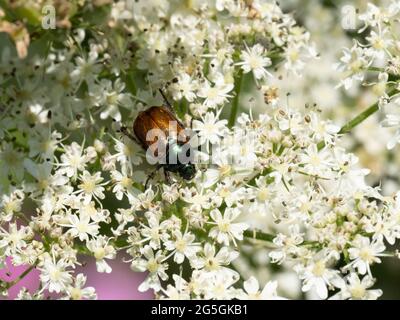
0;0;399;300
335;1;400;149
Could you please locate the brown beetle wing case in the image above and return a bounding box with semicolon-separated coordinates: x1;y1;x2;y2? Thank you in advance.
133;106;190;157
147;107;185;139
133;109;168;157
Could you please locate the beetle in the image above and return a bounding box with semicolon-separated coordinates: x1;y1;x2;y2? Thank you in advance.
120;90;196;188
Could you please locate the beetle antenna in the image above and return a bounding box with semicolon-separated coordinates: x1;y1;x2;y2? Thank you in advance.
158;89;173;109
119;125;140;145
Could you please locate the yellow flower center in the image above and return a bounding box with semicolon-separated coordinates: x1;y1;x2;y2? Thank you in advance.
50;269;62;282
106;93;119;105
70;287;82;300
350;284;366;299
219;165;232;176
76;222;89;233
120;176;132;188
249;56;263;69
218;219;230;232
206;87;219;99
312;260;326;277
175;239;187;252
81;180;96;194
205;258;219;271
94;247;106;260
257;188;269;201
4;201;18;214
310;155;321;166
38;179;49;190
219;187;231;198
359;247;374;263
147;259;159;273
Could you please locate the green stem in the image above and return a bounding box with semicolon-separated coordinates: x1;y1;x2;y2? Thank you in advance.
317;87;398;150
228;70;244;128
243;229;320;247
367;66;384;73
6;266;35;289
339;103;379;135
340;88;398;133
243;229;275;242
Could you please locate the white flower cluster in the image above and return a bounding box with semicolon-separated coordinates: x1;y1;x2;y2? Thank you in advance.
127;0;316;110
336;1;400;149
1;0;400;300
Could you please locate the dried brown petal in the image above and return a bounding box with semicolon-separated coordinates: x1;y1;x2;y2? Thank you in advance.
0;21;30;59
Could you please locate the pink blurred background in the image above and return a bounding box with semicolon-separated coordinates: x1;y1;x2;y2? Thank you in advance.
0;255;153;300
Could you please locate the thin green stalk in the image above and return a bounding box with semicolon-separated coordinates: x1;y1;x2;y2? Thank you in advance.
6;266;35;289
367;66;384;73
243;229;275;242
338;102;379;135
317;87;398;150
228;70;244;128
243;229;320;247
340;87;398;133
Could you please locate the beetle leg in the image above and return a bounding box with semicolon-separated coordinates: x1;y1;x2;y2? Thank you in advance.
164;168;172;184
144;165;162;190
158;89;173;111
119;126;140;145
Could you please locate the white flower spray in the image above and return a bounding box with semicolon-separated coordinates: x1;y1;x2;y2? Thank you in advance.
0;0;400;300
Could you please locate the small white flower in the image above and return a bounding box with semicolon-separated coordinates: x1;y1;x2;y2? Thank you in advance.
208;208;248;246
131;245;168;292
39;256;73;294
240;277;286;300
236;43;272;80
297;258;344;300
65;273;97;300
111;168;139;202
87;236;116;273
92;79;131;121
71;50;101;83
203;272;238;300
346;236;388;276
308;112;340;144
300;145;332;176
191;243;239;277
0;189;24;222
112;136;143;168
76;171;107;204
24;159;68;195
0;223;31;256
197;80;234;108
28;129;61;160
170;73;198;102
60;213;99;242
164;230;201;264
192;112;228;147
335;43;372;90
161;275;191;300
58;142;95;178
330;273;382;300
161;183;179;204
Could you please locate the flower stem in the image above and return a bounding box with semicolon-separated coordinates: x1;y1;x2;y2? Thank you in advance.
317;87;398;150
228;70;244;128
243;229;275;242
338;102;379;135
243;229;321;248
6;266;35;289
340;88;398;133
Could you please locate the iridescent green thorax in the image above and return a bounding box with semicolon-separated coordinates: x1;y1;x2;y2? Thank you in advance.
165;140;196;180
